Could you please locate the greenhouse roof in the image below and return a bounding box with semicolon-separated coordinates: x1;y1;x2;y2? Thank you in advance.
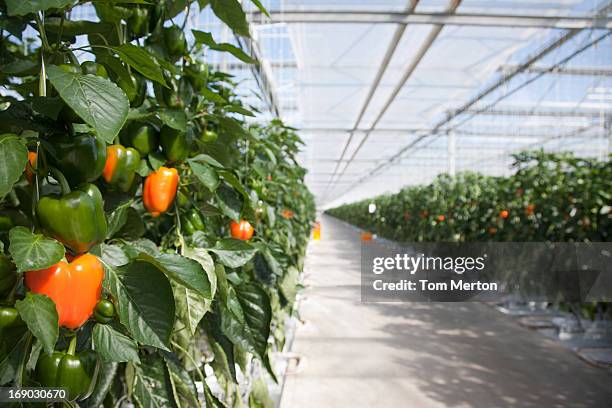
235;0;611;208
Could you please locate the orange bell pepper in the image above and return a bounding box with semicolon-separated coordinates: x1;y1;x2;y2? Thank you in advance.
25;151;37;184
230;220;254;241
143;166;179;217
25;254;103;330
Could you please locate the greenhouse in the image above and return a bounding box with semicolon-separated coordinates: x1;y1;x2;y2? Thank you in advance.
0;0;610;407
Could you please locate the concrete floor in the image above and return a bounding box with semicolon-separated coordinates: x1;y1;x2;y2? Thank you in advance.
279;215;612;408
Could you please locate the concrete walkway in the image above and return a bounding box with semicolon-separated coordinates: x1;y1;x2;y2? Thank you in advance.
279;215;612;408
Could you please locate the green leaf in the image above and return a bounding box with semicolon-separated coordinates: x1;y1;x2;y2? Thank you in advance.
250;0;270;16
279;266;299;307
14;293;59;356
172;282;209;337
133;353;175;408
216;183;243;221
111;44;167;86
163;352;200;408
100;244;130;267
225;105;255;117
93;324;140;363
219;170;248;198
9;227;65;272
0;135;28;198
85;360;118;408
218;282;271;370
158;108;186;132
210;0;250;37
249;377;274;408
192;30;255;63
137;253;212;299
119;238;159;259
47;65;129;144
173;248;217;335
209;239;256;268
105;261;174;350
190;153;225;168
188;160;219;191
6;0;74;16
201;88;227;104
0;331;30;385
106;204;129;239
234;282;271;358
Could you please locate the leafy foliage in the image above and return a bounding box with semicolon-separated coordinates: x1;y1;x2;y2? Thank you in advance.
327;152;611;243
0;0;315;406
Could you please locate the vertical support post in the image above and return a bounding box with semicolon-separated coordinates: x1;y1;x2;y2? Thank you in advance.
448;130;456;176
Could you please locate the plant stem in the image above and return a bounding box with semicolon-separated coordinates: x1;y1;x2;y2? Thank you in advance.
35;13;51;51
48;167;72;195
67;335;77;356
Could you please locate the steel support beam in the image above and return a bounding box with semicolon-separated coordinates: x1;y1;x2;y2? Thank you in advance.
500;64;612;77
463;108;612;119
253;11;612;29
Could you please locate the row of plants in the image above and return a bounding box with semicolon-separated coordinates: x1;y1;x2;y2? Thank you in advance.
327;151;611;320
1;0;315;407
327;151;611;243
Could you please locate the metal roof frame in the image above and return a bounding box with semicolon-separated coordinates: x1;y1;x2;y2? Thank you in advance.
254;10;612;30
323;2;612;204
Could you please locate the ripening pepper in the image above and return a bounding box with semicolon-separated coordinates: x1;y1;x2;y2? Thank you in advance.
37;174;107;254
102;145;141;192
230;220;254;241
0;255;16;296
35;337;98;401
120;122;159;156
143;166;179;217
45;133;107;187
160;126;190;162
181;209;205;234
25;151;37;184
25;254;103;329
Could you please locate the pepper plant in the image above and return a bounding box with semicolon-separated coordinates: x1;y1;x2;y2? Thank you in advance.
327;151;611;321
0;0;315;406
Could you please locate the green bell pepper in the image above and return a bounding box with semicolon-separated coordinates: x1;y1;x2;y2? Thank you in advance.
160;125;190;162
0;255;17;296
128;6;149;38
200;129;218;143
0;306;24;333
103;145;141;192
163;25;187;57
45;133;107;187
181;209;205;235
0;215;13;232
37;170;108;254
94;300;115;324
35;337;98;402
121;122;159;156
